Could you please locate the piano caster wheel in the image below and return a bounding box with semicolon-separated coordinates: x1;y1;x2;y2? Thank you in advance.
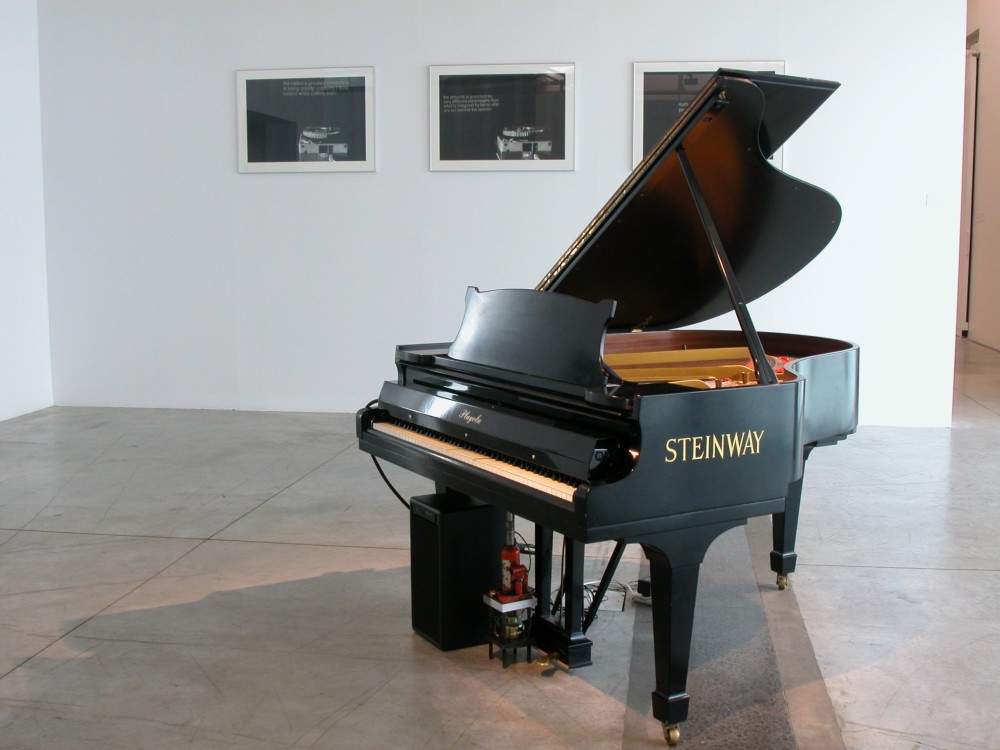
663;724;681;746
776;574;788;590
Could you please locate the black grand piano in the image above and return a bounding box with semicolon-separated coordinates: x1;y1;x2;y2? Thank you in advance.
358;69;858;744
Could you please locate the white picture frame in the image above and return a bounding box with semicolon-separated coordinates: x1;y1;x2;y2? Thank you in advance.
237;67;375;173
430;63;575;171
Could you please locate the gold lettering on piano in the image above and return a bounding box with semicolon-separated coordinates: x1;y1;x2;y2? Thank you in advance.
664;429;765;463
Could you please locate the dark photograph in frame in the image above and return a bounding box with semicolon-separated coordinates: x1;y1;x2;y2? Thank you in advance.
237;67;375;173
430;64;575;171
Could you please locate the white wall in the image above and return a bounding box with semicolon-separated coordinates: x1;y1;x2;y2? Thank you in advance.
966;0;1000;350
34;0;966;426
0;0;52;421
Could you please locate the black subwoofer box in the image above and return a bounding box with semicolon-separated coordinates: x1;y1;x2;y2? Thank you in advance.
409;493;505;650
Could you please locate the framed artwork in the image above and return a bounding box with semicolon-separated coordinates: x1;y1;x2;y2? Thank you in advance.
632;61;785;167
430;63;575;171
236;67;375;172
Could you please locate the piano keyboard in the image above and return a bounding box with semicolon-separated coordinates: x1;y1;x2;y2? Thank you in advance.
371;421;579;503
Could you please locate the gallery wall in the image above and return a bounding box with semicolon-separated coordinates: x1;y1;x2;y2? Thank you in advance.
31;0;966;426
0;0;52;422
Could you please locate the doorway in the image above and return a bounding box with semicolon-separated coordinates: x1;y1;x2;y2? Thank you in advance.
957;36;979;337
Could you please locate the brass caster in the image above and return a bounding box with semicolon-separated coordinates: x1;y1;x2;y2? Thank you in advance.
663;723;681;746
776;574;788;591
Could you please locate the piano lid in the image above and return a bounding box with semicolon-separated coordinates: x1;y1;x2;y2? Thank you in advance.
537;69;842;332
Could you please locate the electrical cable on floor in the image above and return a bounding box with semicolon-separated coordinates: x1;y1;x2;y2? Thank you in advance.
584;579;651;608
583;580;631;610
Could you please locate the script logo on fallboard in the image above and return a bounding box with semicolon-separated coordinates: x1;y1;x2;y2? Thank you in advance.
458;409;483;425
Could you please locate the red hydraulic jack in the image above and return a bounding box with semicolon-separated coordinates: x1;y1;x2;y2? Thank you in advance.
485;513;537;666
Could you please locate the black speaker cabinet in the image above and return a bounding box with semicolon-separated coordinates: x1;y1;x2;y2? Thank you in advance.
409;493;505;651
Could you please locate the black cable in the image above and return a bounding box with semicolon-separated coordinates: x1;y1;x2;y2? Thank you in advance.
513;530;533;574
370;454;410;511
514;530;529;550
362;401;411;511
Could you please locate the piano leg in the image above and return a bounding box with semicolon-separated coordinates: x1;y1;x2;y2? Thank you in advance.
770;445;814;589
531;525;593;668
639;519;744;741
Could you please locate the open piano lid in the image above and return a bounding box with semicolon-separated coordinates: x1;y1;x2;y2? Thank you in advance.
537;69;841;332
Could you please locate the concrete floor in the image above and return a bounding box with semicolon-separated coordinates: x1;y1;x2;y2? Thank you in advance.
0;337;997;748
791;337;1000;749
